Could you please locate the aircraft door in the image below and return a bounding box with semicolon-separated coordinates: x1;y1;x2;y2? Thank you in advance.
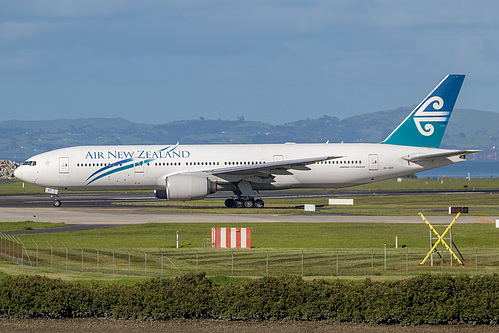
368;154;379;171
273;155;284;162
134;160;144;173
59;157;69;173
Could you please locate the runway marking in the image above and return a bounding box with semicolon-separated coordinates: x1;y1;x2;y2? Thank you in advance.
474;217;494;224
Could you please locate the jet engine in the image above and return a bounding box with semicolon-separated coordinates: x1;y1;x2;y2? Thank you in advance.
156;173;216;201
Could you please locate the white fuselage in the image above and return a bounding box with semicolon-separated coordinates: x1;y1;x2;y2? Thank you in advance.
14;143;464;192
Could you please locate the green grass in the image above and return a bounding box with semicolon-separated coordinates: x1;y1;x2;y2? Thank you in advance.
344;177;499;191
0;270;9;280
1;180;498;282
1;221;498;280
9;222;497;250
0;221;65;232
116;193;499;216
0;181;45;195
2;246;497;280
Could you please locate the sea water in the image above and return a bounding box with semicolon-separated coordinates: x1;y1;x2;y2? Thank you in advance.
417;161;499;179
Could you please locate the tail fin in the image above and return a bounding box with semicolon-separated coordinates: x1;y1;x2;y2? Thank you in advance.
382;74;465;148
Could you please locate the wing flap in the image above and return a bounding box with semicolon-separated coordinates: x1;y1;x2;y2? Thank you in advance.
211;155;342;177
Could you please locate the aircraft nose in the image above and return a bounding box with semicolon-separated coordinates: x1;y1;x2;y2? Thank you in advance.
14;167;22;180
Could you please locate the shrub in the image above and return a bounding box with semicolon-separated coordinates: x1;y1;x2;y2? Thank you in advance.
0;273;496;324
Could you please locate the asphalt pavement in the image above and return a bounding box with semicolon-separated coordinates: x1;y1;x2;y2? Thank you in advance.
0;192;496;232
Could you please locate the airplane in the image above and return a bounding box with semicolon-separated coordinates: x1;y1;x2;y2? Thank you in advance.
14;74;478;208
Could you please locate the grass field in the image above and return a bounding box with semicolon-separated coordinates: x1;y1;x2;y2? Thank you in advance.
0;181;45;194
0;221;65;232
0;221;497;281
2;245;498;281
1;178;498;281
8;222;497;249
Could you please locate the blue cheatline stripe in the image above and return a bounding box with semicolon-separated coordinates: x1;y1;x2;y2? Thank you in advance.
86;158;134;181
86;146;176;181
86;158;155;185
159;146;172;152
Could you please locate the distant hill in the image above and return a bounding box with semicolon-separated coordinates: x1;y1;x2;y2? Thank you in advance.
1;109;498;162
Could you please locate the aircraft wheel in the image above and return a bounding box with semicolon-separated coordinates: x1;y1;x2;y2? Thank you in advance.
225;199;236;208
255;199;264;208
235;200;244;208
243;200;255;208
53;199;61;207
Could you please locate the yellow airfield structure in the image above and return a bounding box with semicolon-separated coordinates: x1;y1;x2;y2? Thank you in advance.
419;212;463;266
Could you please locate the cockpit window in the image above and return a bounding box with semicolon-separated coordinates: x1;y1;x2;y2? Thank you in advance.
22;161;36;166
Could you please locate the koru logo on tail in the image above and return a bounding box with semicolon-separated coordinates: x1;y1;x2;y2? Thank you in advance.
413;96;450;136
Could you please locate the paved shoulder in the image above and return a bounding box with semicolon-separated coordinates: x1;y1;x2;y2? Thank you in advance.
0;207;492;225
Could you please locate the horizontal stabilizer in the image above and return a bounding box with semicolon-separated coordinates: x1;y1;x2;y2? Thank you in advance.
402;150;480;162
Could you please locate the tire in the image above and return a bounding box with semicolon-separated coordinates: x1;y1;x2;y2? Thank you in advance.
235;200;244;208
225;199;236;208
53;200;61;207
255;199;264;208
244;200;255;208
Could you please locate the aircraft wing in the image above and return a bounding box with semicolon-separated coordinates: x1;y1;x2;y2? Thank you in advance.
402;150;480;162
210;155;342;177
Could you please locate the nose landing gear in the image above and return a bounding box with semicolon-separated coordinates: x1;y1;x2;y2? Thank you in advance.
51;195;61;207
45;188;62;207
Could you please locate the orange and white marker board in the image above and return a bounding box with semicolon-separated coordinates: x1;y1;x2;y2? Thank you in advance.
212;228;251;248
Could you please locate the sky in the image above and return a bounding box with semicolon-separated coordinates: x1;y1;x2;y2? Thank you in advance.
1;0;499;124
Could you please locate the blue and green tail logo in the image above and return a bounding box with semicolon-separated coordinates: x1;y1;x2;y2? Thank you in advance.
382;74;465;148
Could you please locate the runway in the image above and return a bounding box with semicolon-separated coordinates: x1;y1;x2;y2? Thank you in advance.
0;205;493;226
2;189;498;208
0;192;496;231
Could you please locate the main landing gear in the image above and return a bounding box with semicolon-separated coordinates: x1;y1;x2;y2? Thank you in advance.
224;180;264;208
224;198;264;209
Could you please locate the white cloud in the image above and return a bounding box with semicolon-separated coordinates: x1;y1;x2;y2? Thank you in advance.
1;0;499;122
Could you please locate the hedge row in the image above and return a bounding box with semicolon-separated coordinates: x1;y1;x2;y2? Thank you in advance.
0;273;497;324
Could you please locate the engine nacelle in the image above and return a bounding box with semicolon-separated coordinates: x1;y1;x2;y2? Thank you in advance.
154;189;167;199
161;173;216;201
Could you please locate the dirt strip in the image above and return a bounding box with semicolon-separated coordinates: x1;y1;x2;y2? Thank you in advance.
0;319;496;333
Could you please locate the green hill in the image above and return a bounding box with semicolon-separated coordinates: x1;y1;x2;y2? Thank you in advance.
1;109;498;161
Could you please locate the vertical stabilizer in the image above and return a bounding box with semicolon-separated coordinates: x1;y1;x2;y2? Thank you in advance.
382;74;465;148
